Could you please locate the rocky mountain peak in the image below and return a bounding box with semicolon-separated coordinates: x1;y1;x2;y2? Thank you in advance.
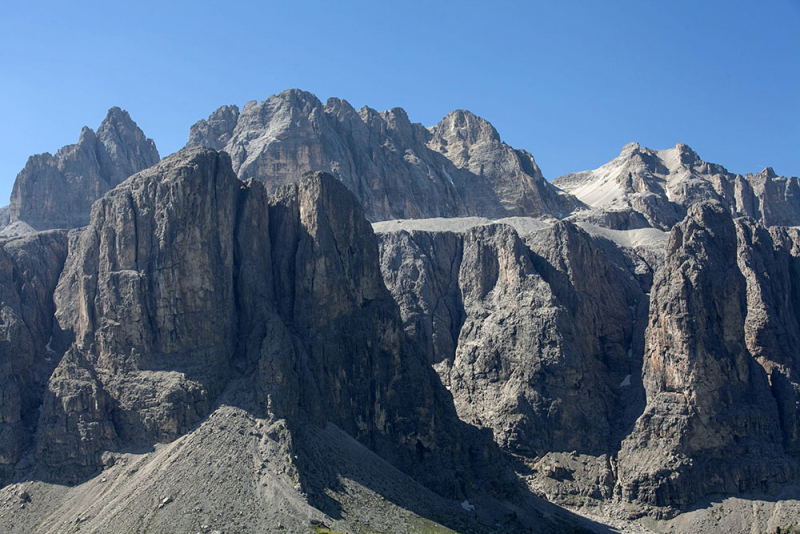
186;104;240;150
674;142;700;166
619;141;641;156
762;166;778;179
5;107;159;232
185;89;580;221
556;140;799;231
430;109;501;145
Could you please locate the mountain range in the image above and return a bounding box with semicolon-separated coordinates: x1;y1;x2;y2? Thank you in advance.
0;89;799;533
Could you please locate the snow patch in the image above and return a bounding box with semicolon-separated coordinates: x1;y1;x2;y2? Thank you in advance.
461;499;475;512
620;375;632;387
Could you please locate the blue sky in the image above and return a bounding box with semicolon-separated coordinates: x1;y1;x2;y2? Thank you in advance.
1;0;798;204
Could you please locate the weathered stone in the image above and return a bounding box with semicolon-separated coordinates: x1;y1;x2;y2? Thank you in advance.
36;148;502;498
617;202;796;511
556;142;800;230
378;220;645;460
0;230;69;479
186;89;580;221
7;108;159;231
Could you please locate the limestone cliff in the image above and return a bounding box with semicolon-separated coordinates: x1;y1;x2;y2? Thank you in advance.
378;220;645;461
0;231;68;481
36;148;501;498
617;202;797;513
186;89;580;221
555;142;800;230
7;108;159;231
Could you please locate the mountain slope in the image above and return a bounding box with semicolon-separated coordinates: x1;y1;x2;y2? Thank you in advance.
555;142;800;230
186;89;581;221
4;108;159;233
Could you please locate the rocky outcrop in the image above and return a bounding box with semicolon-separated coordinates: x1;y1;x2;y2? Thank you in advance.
38;149;239;476
736;222;800;455
7;108;159;231
747;167;800;227
617;202;797;512
36;148;500;497
555;142;800;230
186;89;580;221
378;220;645;460
0;231;69;480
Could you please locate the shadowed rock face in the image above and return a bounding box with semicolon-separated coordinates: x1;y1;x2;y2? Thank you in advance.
378;221;645;459
7;108;159;232
186;89;581;222
0;231;68;481
737;223;800;454
378;204;800;516
35;148;499;497
617;202;797;512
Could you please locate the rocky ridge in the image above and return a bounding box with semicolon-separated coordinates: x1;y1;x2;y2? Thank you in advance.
0;96;799;532
376;202;800;522
186;89;581;222
36;148;487;491
3;108;159;233
554;142;800;230
1;147;581;534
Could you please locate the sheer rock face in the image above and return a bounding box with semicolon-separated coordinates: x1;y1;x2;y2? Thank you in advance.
186;89;580;221
737;223;800;454
617;202;796;511
186;104;240;151
555;142;800;230
39;149;240;475
747;167;800;227
0;231;68;479
36;148;493;496
377;221;644;458
7;108;160;231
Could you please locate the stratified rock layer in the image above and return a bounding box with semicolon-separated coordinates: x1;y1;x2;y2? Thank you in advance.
37;148;499;497
7;108;159;231
617;202;797;512
186;89;580;221
378;220;645;459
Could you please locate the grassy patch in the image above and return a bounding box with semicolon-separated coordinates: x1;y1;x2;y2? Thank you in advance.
310;524;347;534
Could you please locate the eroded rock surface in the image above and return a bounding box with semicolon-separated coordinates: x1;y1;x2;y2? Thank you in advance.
617;202;798;513
186;89;580;221
36;148;501;498
378;220;645;461
556;142;800;230
0;231;68;480
7;108;159;231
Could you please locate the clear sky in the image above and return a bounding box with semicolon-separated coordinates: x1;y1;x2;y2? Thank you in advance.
1;0;798;204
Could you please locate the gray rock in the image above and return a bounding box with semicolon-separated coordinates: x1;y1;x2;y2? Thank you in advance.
0;231;69;481
617;202;797;513
7;108;159;231
378;220;645;460
737;222;800;454
556;142;800;230
39;148;238;477
36;148;504;498
186;89;580;221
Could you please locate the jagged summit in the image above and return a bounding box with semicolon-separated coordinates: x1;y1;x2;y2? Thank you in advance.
186;89;581;221
429;109;502;144
3;107;159;233
555;141;800;230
